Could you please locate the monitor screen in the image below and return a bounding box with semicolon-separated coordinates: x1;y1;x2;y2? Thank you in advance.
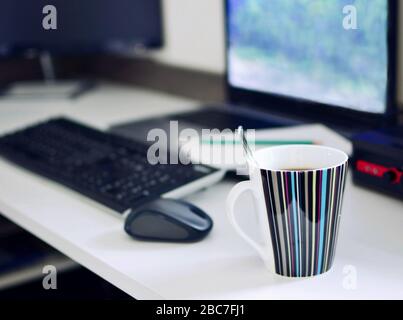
0;0;163;55
227;0;389;114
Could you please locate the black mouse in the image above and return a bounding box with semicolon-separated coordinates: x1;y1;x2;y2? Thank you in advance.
124;198;213;243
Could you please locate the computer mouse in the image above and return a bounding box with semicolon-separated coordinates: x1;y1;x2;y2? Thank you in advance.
124;198;213;243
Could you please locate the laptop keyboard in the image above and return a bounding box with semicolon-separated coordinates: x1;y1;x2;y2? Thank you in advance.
175;108;286;130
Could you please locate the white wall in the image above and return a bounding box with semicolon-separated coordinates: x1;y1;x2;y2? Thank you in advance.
152;0;225;73
154;0;402;104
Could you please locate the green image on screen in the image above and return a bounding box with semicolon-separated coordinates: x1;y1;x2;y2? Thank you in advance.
228;0;388;113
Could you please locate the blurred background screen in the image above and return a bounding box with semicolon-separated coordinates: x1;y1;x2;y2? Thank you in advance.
0;0;163;54
228;0;389;114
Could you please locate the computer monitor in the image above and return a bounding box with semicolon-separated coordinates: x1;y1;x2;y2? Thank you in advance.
0;0;163;55
0;0;163;97
226;0;398;126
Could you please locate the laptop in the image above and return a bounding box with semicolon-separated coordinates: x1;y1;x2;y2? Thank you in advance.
111;0;399;141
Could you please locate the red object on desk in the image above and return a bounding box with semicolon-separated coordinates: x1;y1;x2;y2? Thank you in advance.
356;160;402;184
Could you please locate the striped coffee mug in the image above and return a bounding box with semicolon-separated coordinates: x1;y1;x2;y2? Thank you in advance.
226;145;348;277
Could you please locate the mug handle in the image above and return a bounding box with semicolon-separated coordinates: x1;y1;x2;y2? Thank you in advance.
226;180;270;262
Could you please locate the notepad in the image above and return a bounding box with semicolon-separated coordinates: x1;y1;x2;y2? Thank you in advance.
181;124;352;171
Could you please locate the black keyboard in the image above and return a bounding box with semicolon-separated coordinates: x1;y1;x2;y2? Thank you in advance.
175;108;286;130
0;118;218;214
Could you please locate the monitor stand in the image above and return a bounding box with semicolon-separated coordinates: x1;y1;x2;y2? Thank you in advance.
1;52;95;100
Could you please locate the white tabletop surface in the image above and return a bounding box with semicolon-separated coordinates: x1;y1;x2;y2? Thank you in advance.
0;83;402;300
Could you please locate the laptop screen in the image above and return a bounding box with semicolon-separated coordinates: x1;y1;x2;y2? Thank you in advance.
227;0;389;114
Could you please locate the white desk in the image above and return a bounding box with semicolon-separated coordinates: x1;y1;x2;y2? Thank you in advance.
0;83;402;299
